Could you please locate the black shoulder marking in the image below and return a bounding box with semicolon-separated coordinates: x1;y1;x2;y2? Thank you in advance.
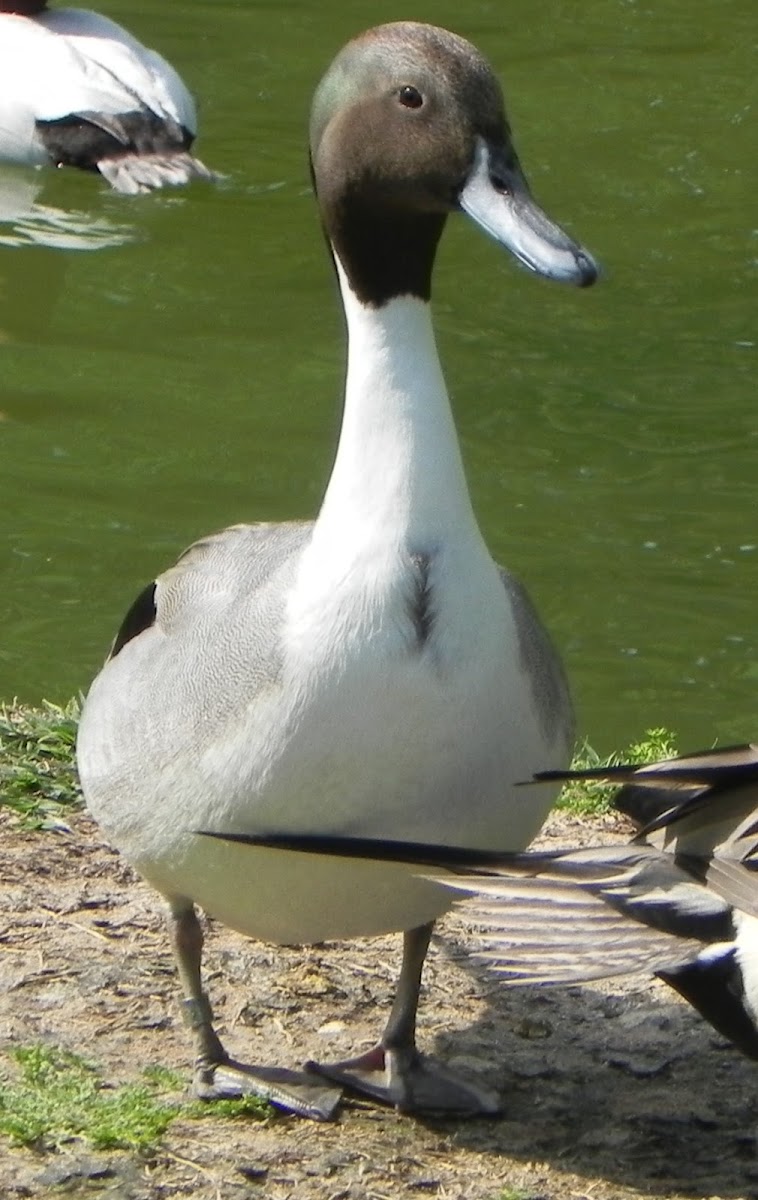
658;951;758;1060
109;582;157;660
409;551;434;648
36;111;192;173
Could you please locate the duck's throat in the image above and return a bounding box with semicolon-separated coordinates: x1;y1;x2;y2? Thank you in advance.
326;200;446;307
316;255;480;546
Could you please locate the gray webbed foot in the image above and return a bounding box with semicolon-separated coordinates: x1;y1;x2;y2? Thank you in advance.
306;1044;501;1117
193;1055;342;1121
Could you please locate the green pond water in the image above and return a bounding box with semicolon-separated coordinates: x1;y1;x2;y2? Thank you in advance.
0;0;755;754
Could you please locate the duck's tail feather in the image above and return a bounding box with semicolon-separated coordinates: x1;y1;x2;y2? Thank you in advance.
536;744;758;791
448;874;704;985
536;743;758;832
97;151;216;194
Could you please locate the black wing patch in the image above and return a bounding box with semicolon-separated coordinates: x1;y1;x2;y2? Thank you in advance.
109;582;157;660
36;111;192;172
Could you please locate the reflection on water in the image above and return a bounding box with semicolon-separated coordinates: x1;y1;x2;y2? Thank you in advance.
0;168;135;251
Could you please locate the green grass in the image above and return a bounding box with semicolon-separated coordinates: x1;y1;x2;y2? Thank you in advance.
555;726;678;816
0;1045;270;1154
0;699;81;827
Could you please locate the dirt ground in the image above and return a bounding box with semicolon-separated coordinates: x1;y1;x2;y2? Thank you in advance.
1;807;757;1200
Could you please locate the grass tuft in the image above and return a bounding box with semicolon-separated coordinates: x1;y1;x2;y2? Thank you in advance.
0;1044;270;1155
555;726;678;816
0;1044;176;1152
0;699;81;827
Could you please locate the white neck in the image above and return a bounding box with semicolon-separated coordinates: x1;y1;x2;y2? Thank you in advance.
314;255;482;550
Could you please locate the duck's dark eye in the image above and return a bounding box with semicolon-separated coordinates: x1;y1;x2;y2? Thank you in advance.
398;85;423;109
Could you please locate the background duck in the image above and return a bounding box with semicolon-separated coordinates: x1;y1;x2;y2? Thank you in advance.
259;745;758;1063
0;1;213;192
77;21;597;1119
528;745;758;1056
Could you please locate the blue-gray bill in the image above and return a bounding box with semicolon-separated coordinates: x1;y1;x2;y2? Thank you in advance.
458;138;598;288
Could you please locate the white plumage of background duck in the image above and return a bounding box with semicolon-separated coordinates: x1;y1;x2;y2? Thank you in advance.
0;1;213;192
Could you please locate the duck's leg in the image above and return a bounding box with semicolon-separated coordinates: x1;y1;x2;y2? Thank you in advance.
305;922;501;1117
167;899;342;1121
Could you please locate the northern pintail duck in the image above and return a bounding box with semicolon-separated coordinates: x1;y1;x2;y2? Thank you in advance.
258;746;758;1062
77;21;597;1119
0;2;212;192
